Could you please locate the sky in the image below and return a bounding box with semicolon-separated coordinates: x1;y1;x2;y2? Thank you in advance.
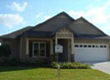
0;0;110;36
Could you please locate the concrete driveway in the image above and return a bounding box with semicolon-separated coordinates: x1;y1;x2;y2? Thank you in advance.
89;61;110;74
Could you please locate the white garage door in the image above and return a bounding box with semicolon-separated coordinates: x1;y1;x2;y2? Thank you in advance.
74;43;109;62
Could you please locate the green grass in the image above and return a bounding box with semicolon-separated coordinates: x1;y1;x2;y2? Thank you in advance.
0;67;110;80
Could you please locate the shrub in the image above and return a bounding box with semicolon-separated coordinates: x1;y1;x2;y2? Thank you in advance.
0;58;22;66
59;62;66;68
51;62;91;69
43;58;53;67
36;59;44;67
72;62;82;68
8;58;22;66
0;44;11;58
65;62;73;68
0;44;11;63
34;59;52;67
82;64;91;69
51;62;59;68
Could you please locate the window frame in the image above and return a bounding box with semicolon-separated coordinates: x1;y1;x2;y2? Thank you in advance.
32;42;46;58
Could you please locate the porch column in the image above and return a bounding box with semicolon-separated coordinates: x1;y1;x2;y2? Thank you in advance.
19;37;23;60
71;37;74;61
68;39;70;62
50;40;53;54
26;38;29;55
55;34;58;45
55;34;58;62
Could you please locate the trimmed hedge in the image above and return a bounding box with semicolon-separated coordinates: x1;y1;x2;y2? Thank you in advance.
51;62;91;69
0;58;53;67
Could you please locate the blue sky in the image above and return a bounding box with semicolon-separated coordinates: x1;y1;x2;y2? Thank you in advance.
0;0;110;36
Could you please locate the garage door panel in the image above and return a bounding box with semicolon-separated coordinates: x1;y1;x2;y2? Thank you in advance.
74;44;109;62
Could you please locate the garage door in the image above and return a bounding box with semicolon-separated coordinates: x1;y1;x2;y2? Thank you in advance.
74;43;109;62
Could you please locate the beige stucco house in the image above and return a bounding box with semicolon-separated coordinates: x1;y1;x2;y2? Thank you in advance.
0;12;110;62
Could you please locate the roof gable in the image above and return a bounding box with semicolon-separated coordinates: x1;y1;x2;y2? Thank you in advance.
30;12;74;32
0;12;108;39
68;17;107;36
58;28;72;33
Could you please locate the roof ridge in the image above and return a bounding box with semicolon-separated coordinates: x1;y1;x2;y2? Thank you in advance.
24;11;74;33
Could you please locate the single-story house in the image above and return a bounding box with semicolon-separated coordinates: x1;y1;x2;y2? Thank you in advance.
0;12;110;62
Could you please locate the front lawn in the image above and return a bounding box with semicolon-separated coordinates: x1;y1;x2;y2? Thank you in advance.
0;67;110;80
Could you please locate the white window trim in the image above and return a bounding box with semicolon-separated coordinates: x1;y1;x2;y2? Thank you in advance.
32;42;46;58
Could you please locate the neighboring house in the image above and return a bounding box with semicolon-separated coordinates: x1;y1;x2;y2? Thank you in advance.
0;12;110;62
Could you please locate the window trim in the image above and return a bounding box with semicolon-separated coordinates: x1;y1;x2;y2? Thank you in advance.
32;42;46;58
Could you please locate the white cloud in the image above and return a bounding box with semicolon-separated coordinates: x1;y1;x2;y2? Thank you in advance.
103;0;110;9
7;2;28;12
68;0;110;25
68;8;107;24
67;0;110;35
0;14;23;28
86;7;107;24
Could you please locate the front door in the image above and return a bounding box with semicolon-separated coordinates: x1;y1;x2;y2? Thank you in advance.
58;39;68;62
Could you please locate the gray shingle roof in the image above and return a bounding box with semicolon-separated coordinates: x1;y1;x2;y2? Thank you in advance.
75;35;110;40
23;12;74;38
0;12;109;40
0;27;32;39
68;17;107;36
24;31;52;38
30;12;74;32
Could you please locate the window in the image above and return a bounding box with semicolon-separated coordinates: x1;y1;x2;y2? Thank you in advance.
84;45;87;47
33;42;46;57
96;45;98;48
100;45;103;48
104;45;106;48
75;45;79;47
88;45;91;48
92;45;95;48
80;45;83;47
